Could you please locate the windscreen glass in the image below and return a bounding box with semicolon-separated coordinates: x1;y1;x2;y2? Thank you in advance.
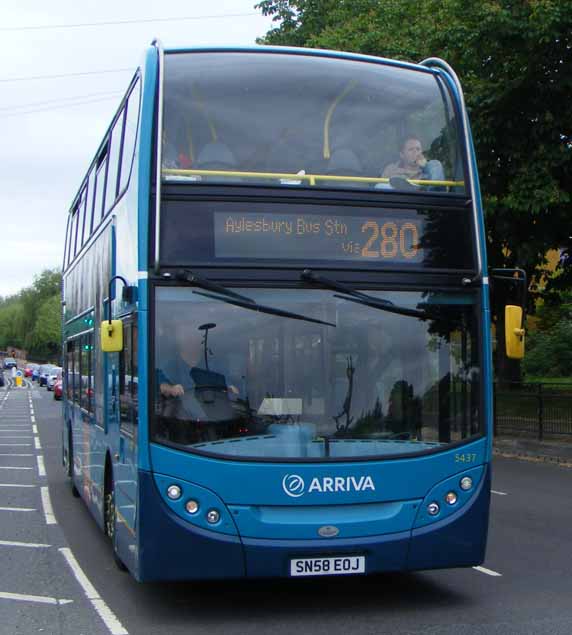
152;287;481;460
162;52;465;194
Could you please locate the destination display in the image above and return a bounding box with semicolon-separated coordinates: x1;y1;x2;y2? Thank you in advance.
214;212;423;263
160;200;475;270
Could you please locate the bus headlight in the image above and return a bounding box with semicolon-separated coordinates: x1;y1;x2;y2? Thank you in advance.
206;509;221;524
427;502;440;516
167;485;182;500
460;476;473;491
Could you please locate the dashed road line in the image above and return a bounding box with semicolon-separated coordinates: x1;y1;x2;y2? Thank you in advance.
60;547;128;634
0;507;36;512
0;540;51;548
0;483;36;488
0;591;73;605
0;444;32;447
492;490;508;496
34;437;42;450
36;455;46;477
40;486;57;525
0;466;33;470
0;454;34;457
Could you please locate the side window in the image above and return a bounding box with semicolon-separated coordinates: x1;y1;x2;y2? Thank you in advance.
69;212;78;263
132;321;138;425
80;333;94;413
105;110;125;213
86;169;96;235
78;186;88;247
119;79;141;194
72;340;79;404
66;340;74;401
119;319;138;430
93;151;108;227
63;215;71;268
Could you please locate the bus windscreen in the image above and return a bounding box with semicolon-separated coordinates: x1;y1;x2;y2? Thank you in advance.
161;52;466;194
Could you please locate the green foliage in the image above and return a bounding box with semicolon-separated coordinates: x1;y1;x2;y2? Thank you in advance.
0;269;61;361
523;320;572;378
256;0;572;307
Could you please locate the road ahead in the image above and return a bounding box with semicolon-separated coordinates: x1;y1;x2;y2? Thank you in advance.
1;383;571;635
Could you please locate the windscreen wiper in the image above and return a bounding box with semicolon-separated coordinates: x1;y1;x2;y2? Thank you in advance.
177;269;255;304
192;290;336;328
300;269;429;320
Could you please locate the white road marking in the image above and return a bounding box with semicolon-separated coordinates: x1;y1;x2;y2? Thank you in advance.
60;547;128;634
0;466;33;470
31;415;36;423
0;436;33;439
473;566;502;577
40;486;57;524
36;455;46;477
0;507;36;512
492;490;508;496
0;484;36;488
34;437;42;450
0;540;50;548
0;591;73;605
0;444;32;447
0;454;34;457
32;425;38;434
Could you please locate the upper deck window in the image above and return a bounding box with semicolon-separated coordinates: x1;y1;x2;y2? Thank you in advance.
162;52;465;194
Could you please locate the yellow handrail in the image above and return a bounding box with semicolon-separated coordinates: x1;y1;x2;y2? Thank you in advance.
162;167;464;188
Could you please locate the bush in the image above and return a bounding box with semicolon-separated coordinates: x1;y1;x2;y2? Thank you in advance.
523;321;572;377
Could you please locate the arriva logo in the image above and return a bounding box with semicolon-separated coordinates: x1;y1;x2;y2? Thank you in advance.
282;474;375;497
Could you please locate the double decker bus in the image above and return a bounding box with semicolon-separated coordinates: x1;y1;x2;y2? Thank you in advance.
61;41;524;581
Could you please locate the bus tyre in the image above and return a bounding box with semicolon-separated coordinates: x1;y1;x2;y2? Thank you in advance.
104;470;128;572
68;429;80;498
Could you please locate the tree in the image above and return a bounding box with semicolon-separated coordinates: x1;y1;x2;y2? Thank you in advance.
0;269;61;360
257;0;572;379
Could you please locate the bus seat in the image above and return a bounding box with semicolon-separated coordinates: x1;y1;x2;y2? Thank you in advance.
195;142;238;171
322;148;364;188
325;148;363;176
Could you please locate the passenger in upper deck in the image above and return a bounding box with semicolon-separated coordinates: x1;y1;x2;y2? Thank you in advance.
162;130;192;169
381;136;444;184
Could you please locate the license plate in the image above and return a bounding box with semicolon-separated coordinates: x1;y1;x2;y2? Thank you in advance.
290;555;365;577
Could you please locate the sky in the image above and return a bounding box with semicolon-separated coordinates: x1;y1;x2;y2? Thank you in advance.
0;1;275;298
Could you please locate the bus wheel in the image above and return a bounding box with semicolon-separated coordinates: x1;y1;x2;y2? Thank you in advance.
104;468;128;572
68;429;80;498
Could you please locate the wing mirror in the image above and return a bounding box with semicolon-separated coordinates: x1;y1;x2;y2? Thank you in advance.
100;275;135;353
490;268;526;360
504;305;525;359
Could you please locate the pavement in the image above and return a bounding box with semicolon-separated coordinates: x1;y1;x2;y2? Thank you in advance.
494;436;572;467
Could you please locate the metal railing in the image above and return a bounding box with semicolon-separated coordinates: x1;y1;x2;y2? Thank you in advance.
494;382;572;440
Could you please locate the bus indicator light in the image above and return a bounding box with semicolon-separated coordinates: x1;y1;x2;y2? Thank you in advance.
445;491;458;505
185;499;199;514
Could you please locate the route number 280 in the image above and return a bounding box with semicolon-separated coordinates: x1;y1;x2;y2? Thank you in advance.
361;221;420;259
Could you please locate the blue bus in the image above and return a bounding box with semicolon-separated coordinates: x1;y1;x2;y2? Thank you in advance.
61;41;524;582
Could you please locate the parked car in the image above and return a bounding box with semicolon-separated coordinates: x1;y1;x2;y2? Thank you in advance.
3;357;17;369
53;378;63;400
47;368;63;391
